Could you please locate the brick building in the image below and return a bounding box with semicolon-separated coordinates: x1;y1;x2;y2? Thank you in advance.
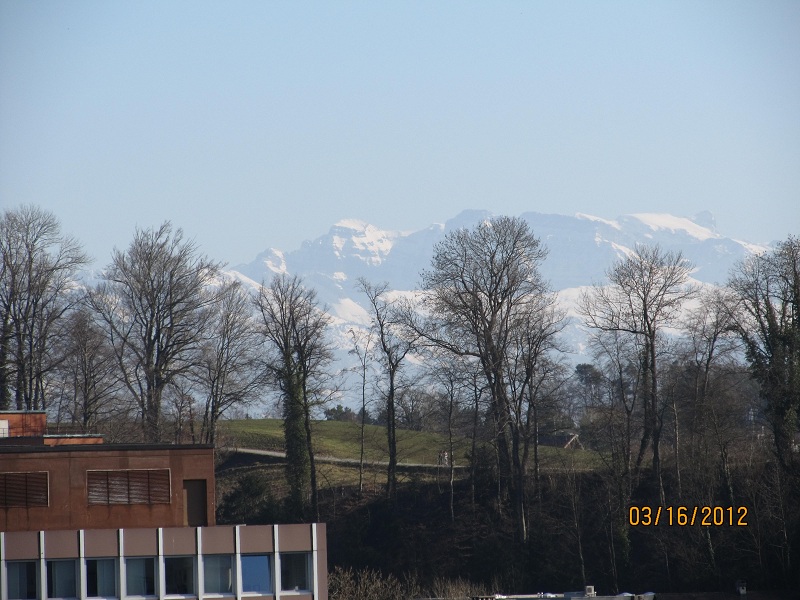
0;411;327;600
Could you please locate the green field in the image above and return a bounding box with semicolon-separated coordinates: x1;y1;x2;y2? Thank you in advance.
218;418;601;471
219;418;471;466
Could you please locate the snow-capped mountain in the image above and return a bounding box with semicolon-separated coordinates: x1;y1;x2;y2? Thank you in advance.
233;209;767;319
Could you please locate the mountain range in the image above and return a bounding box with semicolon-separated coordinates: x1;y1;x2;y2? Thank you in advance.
226;210;769;378
234;209;763;309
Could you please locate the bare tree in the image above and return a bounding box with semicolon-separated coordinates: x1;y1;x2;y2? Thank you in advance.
164;378;199;444
412;215;557;543
579;244;696;504
195;279;264;445
586;331;644;500
357;278;417;501
575;332;648;590
254;274;333;520
728;236;800;475
0;205;88;410
88;222;221;442
505;297;568;503
428;352;475;522
51;305;123;433
348;327;373;497
676;288;744;500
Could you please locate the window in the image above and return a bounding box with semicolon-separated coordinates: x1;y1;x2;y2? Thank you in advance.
125;558;156;597
203;555;232;595
87;559;116;598
7;561;37;600
87;470;170;505
280;553;311;593
240;555;272;595
164;557;194;596
0;472;48;507
46;560;77;599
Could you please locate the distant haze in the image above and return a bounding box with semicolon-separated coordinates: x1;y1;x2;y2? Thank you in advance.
1;2;798;267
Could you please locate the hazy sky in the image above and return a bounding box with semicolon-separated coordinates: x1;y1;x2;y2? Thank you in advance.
1;1;798;267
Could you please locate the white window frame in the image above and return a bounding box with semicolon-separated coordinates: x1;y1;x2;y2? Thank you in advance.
123;557;158;599
85;558;117;600
162;556;196;599
278;553;312;594
238;554;273;596
46;559;78;600
5;559;39;600
200;555;235;598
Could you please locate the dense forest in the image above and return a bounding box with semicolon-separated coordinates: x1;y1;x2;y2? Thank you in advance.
2;204;798;595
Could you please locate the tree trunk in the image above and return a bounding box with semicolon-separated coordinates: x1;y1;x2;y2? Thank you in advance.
359;394;366;498
304;398;319;522
386;371;397;500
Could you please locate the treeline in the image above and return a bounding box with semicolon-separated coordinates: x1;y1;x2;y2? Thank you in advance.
2;205;799;591
2;207;257;445
326;217;799;593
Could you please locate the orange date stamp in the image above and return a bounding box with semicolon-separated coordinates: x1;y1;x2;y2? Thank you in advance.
628;505;748;527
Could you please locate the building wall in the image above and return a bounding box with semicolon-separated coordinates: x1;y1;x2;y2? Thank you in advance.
0;412;46;438
43;436;104;446
0;524;327;600
0;410;102;444
0;446;215;532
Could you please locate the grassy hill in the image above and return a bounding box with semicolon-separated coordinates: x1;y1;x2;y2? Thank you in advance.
217;418;477;496
219;418;471;466
220;419;602;486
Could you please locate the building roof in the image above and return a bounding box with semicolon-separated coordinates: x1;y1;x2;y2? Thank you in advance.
0;442;214;454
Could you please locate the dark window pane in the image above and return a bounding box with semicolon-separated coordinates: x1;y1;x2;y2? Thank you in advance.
47;560;77;599
280;553;310;592
7;561;37;599
87;559;116;597
125;558;155;596
203;556;232;594
164;557;194;595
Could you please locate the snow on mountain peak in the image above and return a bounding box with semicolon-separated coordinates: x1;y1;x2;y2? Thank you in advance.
328;219;400;262
264;248;288;274
628;213;720;241
334;218;369;230
575;212;622;230
236;209;763;295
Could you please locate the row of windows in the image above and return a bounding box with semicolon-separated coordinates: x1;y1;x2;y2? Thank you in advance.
3;553;312;600
0;470;171;509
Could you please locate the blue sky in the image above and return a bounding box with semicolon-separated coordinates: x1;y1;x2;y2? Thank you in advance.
1;1;798;267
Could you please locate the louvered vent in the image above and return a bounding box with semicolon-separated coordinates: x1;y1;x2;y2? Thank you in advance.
0;471;49;507
87;469;171;505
